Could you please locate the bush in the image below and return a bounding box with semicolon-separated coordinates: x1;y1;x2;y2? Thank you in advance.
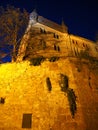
30;56;45;66
49;56;59;62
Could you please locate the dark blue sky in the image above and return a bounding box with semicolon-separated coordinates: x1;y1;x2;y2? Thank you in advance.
0;0;98;41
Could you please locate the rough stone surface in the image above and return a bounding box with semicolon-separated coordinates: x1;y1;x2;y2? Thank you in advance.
0;58;98;130
0;10;98;130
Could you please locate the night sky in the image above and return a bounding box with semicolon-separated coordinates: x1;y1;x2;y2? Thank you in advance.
0;0;98;41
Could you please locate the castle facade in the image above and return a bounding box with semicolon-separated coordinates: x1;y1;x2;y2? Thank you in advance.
17;10;98;61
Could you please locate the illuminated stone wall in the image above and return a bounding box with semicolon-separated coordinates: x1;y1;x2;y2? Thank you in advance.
0;58;98;130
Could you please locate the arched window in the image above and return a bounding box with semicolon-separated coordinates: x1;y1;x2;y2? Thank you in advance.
57;46;60;51
83;43;85;47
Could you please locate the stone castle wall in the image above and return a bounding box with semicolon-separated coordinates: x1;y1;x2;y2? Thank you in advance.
0;58;98;130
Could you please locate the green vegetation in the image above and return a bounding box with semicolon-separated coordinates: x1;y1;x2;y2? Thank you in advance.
77;51;98;74
78;49;98;62
46;77;52;91
59;74;77;118
88;59;98;75
49;56;59;62
30;56;45;66
79;50;89;59
67;89;77;118
29;56;60;65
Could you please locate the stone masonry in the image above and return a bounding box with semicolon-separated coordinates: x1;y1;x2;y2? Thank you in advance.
0;10;98;130
0;58;98;130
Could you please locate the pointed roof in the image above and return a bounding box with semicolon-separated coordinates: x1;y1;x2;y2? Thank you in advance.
61;18;68;33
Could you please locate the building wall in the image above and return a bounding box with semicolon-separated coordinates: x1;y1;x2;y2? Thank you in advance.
0;58;98;130
17;19;98;61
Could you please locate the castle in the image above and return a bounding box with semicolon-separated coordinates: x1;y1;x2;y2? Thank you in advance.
17;10;98;61
0;10;98;130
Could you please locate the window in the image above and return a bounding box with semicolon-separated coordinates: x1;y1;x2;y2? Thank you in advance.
83;43;85;47
40;28;46;33
72;40;74;44
46;77;52;91
0;97;5;104
57;46;60;51
22;114;32;128
76;41;78;45
54;44;56;50
54;45;60;51
57;35;59;39
54;33;59;39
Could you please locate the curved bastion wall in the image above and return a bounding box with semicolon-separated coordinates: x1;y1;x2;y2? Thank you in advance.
0;58;98;130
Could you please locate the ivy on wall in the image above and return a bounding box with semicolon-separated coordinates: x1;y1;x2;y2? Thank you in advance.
49;56;59;62
30;56;45;66
67;88;77;118
29;56;60;66
59;74;77;118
